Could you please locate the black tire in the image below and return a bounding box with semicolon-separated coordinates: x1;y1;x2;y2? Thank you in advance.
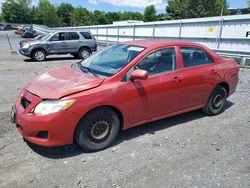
78;48;90;59
75;107;120;152
32;49;46;61
203;85;227;116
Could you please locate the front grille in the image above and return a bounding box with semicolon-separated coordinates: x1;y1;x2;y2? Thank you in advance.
37;131;48;139
21;98;31;109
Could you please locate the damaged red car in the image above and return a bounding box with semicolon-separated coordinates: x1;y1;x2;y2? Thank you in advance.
11;40;239;152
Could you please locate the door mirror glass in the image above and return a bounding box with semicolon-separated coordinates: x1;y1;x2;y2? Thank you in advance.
130;69;148;81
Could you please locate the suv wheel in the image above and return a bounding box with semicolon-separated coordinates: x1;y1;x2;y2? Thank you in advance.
79;48;90;59
32;49;46;61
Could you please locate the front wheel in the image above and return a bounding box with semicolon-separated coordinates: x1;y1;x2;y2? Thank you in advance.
203;85;227;116
75;107;120;152
32;49;46;61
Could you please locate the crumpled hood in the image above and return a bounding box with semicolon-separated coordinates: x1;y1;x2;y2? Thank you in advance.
24;65;104;99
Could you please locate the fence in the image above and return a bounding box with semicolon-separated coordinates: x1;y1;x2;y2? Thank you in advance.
33;14;250;67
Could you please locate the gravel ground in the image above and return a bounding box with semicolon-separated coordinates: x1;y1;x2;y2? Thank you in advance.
0;31;249;188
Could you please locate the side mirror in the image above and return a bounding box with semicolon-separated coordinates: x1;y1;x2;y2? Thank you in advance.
130;69;148;81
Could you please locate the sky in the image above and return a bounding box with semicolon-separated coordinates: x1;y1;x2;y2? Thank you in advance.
0;0;249;13
51;0;249;13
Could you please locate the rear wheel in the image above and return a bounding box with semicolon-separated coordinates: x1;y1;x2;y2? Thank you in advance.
203;85;227;116
78;48;90;59
75;107;120;152
32;49;46;61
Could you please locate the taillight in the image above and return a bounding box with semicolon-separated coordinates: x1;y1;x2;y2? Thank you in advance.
93;35;96;41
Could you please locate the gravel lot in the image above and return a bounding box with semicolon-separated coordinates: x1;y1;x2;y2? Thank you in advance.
0;31;249;188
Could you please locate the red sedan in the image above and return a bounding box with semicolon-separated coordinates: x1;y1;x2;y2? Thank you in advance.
11;40;239;151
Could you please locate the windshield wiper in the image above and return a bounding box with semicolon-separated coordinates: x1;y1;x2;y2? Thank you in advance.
78;62;99;77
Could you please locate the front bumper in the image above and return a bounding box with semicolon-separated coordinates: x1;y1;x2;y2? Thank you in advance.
12;89;81;147
19;48;31;57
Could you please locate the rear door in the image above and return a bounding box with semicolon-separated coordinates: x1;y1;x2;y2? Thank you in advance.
64;32;81;52
175;46;219;109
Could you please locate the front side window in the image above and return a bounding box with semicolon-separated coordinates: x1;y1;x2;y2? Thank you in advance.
80;44;145;77
136;48;177;75
181;47;213;67
50;33;65;41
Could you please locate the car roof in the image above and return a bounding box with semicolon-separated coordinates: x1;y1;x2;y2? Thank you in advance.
120;40;203;48
52;30;90;34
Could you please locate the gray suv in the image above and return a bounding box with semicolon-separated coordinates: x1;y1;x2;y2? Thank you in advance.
19;31;97;61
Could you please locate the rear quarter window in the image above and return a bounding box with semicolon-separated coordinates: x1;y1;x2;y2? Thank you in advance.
80;32;93;39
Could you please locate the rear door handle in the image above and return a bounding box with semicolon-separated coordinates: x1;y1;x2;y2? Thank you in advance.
211;69;217;75
172;75;183;83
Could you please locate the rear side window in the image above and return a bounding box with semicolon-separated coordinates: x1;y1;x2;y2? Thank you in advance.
80;32;93;39
65;32;79;40
181;47;213;68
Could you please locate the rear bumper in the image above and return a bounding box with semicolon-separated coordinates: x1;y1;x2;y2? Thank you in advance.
13;89;81;147
91;44;97;53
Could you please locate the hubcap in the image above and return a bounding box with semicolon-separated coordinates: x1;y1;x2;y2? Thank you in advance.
81;50;90;59
35;51;44;61
213;94;223;108
89;119;110;141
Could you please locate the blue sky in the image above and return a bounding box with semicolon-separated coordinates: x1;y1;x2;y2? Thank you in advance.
0;0;248;13
50;0;249;13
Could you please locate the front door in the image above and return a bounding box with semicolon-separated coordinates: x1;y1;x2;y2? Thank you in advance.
47;32;67;54
122;47;184;126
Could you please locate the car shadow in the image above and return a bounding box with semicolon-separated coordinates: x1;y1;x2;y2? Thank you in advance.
25;101;234;159
115;101;234;145
23;56;79;62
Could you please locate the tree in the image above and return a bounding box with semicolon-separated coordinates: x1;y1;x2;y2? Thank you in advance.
144;5;157;22
1;0;33;23
119;11;143;21
36;0;61;27
91;10;108;25
229;8;249;15
166;0;228;19
57;3;74;26
248;0;250;13
0;14;3;22
106;12;121;24
70;7;92;26
157;13;172;21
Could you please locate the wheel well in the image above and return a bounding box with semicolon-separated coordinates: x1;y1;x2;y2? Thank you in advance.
218;82;229;95
79;46;91;53
31;48;47;56
73;105;124;143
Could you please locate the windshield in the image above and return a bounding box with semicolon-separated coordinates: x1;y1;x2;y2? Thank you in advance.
35;34;45;40
40;33;52;41
80;44;145;77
